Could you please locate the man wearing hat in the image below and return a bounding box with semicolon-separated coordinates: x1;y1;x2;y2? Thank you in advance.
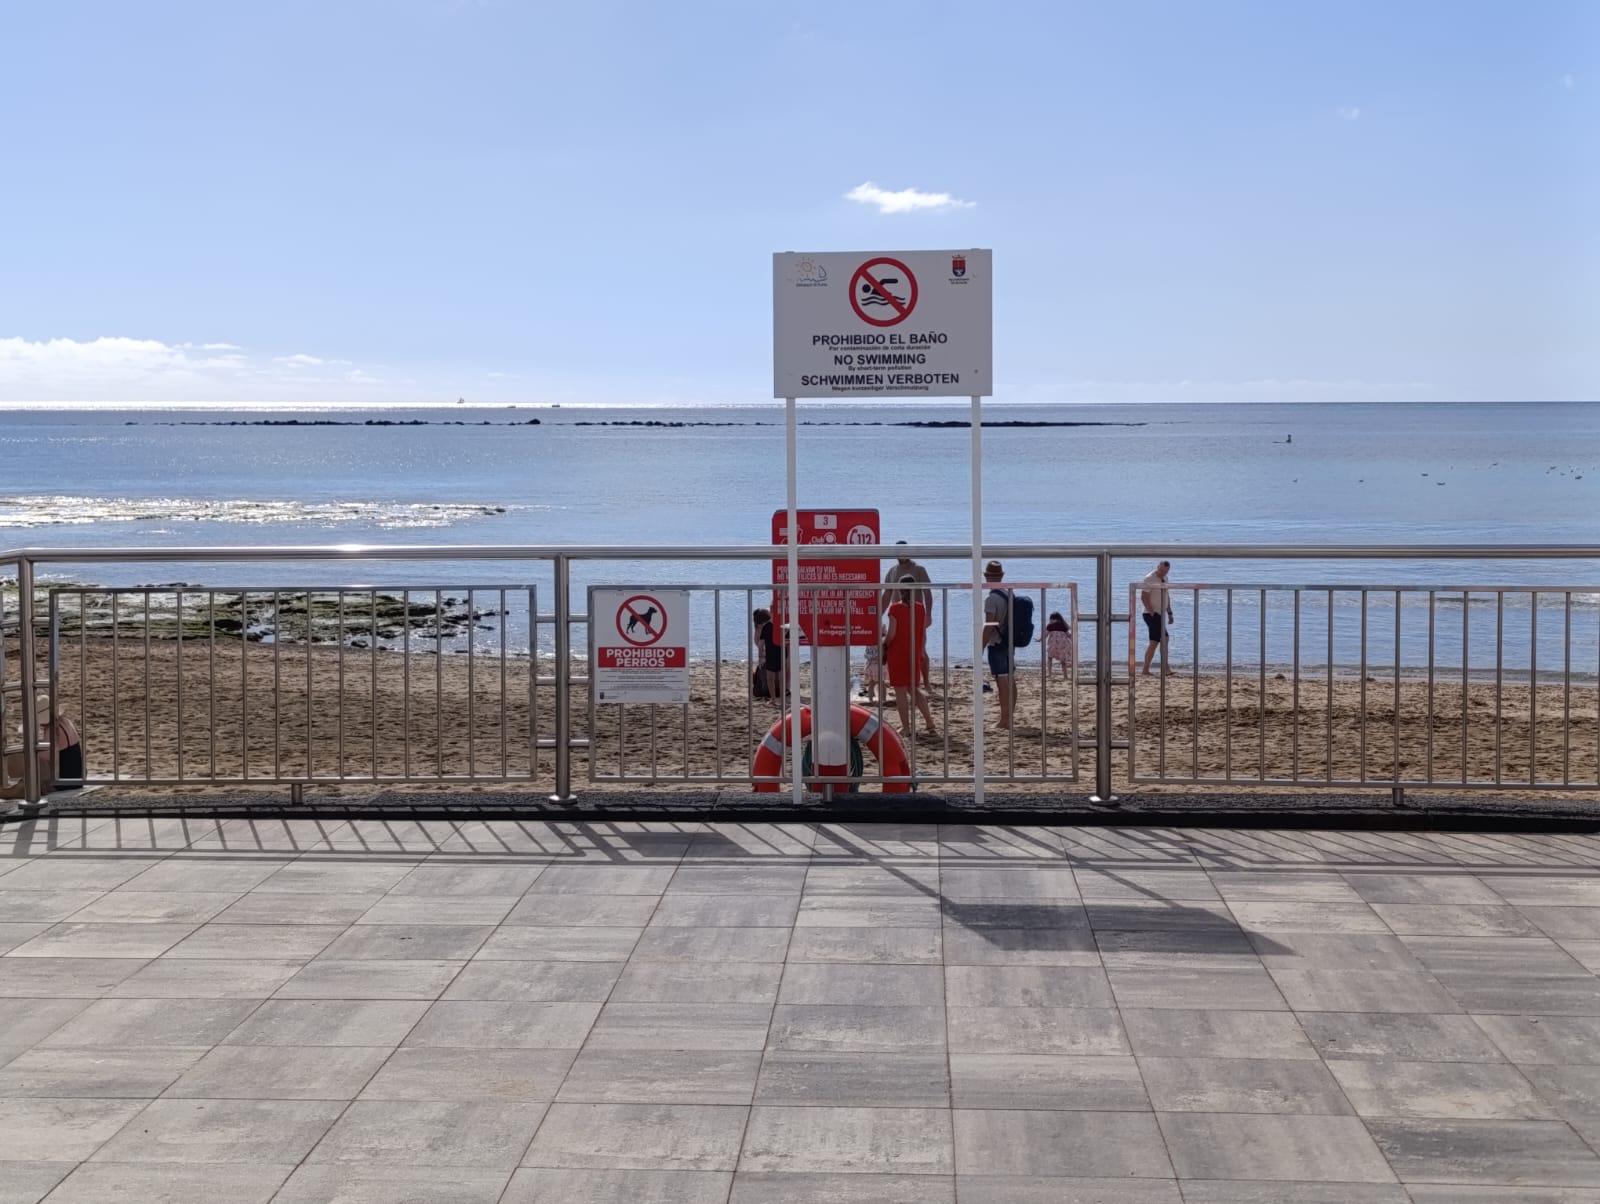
981;560;1016;729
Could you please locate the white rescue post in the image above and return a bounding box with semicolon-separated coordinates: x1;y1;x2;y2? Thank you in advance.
971;391;985;806
785;396;802;809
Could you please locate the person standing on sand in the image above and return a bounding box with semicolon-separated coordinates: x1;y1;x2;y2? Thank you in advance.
753;608;785;704
1140;559;1176;677
883;576;938;742
885;541;932;689
981;560;1017;729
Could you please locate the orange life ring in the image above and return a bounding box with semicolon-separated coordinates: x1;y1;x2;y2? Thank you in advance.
752;704;912;794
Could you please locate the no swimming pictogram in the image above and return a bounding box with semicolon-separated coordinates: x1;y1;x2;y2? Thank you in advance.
616;594;668;646
849;257;918;327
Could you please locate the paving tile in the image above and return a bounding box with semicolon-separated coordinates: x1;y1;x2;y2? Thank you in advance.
273;1165;513;1202
1520;907;1600;940
612;960;781;1004
0;1097;146;1162
223;998;427;1046
315;922;492;961
211;891;377;925
391;863;547;896
786;927;941;963
1300;1012;1506;1062
37;1163;292;1202
503;893;662;926
1158;1113;1395;1182
67;892;239;924
667;865;807;894
767;1004;945;1053
946;965;1113;1008
1109;968;1289;1010
941;924;1100;966
1120;1008;1317;1059
1094;928;1256;957
504;1168;732;1204
1406;1188;1600;1203
631;927;791;962
940;867;1079;899
953;1109;1170;1177
89;1097;344;1164
1141;1055;1352;1114
442;960;623;1001
0;957;146;998
360;1048;575;1102
1073;868;1221;901
946;1006;1129;1055
162;923;345;960
1366;1117;1600;1185
587;1003;775;1051
803;864;942;896
109;958;305;999
1229;902;1388;933
0;997;92;1048
523;1102;746;1170
647;893;798;928
1374;904;1541;936
1251;933;1425;971
255;861;419;894
754;1051;949;1107
354;896;519;925
41;998;260;1047
1488;877;1600;907
1208;872;1364;902
165;1045;389;1100
1327;1058;1555;1118
0;1161;70;1202
1436;972;1600;1016
797;895;943;927
0;1047;204;1098
1345;873;1503;905
733;1172;955;1202
955;1178;1181;1203
741;1105;952;1174
119;858;292;893
403;1000;599;1048
273;959;464;999
948;1053;1147;1110
1473;1014;1600;1064
779;963;943;1006
1523;1064;1600;1145
309;1099;547;1167
0;857;154;891
7;922;198;959
524;865;676;894
474;925;641;961
1399;935;1586;976
1562;940;1600;973
1178;1186;1409;1203
1267;969;1461;1013
1086;901;1241;934
556;1050;760;1105
0;891;103;923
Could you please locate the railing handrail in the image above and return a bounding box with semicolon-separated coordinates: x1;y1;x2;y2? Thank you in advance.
6;542;1600;564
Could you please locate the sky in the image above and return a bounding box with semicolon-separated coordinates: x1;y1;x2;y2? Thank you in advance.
0;0;1594;406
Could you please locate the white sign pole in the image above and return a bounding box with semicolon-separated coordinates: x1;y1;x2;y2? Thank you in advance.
785;395;803;809
971;393;985;806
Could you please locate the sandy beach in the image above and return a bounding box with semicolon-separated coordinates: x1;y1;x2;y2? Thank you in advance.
14;638;1595;796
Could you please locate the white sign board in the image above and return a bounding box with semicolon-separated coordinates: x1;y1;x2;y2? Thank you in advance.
773;249;992;398
592;589;690;705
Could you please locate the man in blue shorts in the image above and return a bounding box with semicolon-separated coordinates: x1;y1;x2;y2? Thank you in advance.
981;560;1017;728
1140;559;1175;676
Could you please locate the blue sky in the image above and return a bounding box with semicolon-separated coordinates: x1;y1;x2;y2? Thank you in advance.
1;0;1593;405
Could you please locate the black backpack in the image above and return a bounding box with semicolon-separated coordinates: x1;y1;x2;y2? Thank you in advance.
991;589;1036;648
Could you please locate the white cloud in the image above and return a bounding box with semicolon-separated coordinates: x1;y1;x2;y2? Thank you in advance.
844;181;975;214
0;336;385;402
1337;106;1361;120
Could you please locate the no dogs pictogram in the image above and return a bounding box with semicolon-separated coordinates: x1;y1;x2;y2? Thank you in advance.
616;594;669;646
849;257;918;327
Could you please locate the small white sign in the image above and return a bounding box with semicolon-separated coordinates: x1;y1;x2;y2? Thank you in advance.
592;588;690;705
773;249;993;398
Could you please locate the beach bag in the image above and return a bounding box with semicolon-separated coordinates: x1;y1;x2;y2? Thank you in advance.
751;664;770;699
991;589;1036;648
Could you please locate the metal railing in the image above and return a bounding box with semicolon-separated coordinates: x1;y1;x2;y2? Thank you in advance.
4;542;1599;805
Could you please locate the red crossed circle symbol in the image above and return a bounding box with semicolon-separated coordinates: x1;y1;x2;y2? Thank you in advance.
849;257;918;327
617;595;667;646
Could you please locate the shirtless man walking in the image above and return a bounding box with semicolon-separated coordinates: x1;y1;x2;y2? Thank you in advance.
1140;559;1176;677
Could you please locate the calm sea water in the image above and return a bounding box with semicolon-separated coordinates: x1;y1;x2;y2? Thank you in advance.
3;401;1598;671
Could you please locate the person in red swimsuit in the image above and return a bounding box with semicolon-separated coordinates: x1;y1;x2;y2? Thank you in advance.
882;577;938;741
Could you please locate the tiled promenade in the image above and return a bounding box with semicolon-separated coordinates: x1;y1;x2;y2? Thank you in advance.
1;814;1598;1202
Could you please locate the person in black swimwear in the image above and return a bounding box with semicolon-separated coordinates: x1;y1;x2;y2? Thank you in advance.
2;715;82;798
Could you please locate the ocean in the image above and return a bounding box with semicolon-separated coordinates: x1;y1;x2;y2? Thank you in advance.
3;401;1598;672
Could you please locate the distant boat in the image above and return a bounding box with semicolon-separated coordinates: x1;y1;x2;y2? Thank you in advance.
457;397;466;405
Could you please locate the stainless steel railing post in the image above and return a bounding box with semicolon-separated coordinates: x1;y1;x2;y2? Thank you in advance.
550;554;575;803
1092;549;1117;803
17;557;41;804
